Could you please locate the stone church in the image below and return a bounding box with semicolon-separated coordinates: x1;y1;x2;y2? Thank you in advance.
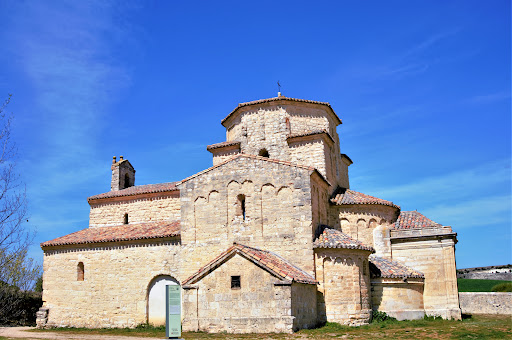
38;95;461;333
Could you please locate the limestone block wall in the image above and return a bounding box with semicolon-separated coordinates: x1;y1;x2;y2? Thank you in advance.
42;240;181;328
182;254;311;333
459;293;512;315
289;139;330;184
212;149;241;166
315;249;372;326
89;192;180;228
329;205;399;248
178;157;320;281
390;229;461;320
291;283;318;330
371;278;425;320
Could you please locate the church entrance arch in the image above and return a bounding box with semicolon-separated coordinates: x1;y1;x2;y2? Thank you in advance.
147;275;180;326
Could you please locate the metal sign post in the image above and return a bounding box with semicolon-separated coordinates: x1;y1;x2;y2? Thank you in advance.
165;285;182;339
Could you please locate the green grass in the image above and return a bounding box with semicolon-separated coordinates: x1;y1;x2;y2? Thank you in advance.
27;314;511;339
458;278;512;292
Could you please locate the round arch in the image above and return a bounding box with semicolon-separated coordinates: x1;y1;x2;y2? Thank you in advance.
146;275;180;326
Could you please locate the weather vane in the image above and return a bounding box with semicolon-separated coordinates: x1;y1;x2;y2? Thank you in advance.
277;80;281;96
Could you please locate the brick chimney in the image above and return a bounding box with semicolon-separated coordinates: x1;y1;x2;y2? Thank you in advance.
111;156;135;191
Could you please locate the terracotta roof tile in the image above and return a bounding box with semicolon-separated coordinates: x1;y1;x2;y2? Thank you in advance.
206;140;241;151
330;187;400;209
314;226;374;252
394;211;442;230
222;96;342;126
88;182;178;201
41;221;180;247
369;255;424;279
287;130;335;144
183;242;317;285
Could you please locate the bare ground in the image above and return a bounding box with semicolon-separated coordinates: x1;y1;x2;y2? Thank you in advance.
0;327;161;340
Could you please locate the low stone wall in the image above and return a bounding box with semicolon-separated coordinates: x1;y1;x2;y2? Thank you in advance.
457;272;512;281
459;292;512;315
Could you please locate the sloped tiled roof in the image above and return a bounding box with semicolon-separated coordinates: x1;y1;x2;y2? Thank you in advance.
41;221;180;247
369;255;424;279
287;130;335;144
314;227;374;252
394;211;442;230
88;182;178;201
183;242;317;285
330;187;400;209
222;96;342;126
206;140;241;151
179;153;329;185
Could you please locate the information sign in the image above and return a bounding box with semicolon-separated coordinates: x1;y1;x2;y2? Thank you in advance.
165;285;181;339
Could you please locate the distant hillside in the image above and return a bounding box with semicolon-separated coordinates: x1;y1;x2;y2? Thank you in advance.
457;264;512;281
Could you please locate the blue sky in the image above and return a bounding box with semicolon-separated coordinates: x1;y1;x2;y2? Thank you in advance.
0;1;510;269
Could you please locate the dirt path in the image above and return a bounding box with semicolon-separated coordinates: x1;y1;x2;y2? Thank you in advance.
0;327;162;340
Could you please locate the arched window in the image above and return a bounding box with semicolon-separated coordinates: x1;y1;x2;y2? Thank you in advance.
236;194;246;220
124;213;129;224
258;149;269;158
285;117;291;134
124;173;131;188
77;262;84;281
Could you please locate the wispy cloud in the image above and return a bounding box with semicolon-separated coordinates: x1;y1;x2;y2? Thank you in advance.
370;159;510;203
363;159;511;229
3;2;134;260
469;91;511;103
423;194;511;228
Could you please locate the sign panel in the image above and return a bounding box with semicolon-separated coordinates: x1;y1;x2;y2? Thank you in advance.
166;285;181;338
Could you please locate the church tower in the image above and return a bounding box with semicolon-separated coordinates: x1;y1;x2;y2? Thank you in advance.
208;95;351;190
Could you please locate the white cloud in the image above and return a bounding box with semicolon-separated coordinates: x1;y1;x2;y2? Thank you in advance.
369;159;511;204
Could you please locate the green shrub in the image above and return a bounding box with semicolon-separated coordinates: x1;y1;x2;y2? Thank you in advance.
371;310;397;323
0;284;42;326
491;282;512;292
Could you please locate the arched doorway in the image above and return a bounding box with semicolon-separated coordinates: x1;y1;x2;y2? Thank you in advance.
147;275;179;326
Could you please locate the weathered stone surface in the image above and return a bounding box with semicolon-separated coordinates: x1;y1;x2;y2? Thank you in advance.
459;292;512;315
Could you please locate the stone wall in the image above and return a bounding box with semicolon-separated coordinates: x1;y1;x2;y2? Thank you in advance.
291;283;318;330
178;156;320;280
457;272;512;281
390;228;461;320
329;205;398;248
182;253;311;333
42;239;181;328
371;278;425;320
459;292;512;315
315;248;372;326
89;192;180;228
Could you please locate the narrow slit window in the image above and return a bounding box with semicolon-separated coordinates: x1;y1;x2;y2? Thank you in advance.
236;194;246;220
124;213;129;224
77;262;84;281
231;275;241;289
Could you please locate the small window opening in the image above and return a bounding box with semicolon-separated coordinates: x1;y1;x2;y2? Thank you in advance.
285;117;291;134
124;173;131;188
77;262;84;281
258;148;269;158
231;275;241;289
124;213;129;224
236;194;246;220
